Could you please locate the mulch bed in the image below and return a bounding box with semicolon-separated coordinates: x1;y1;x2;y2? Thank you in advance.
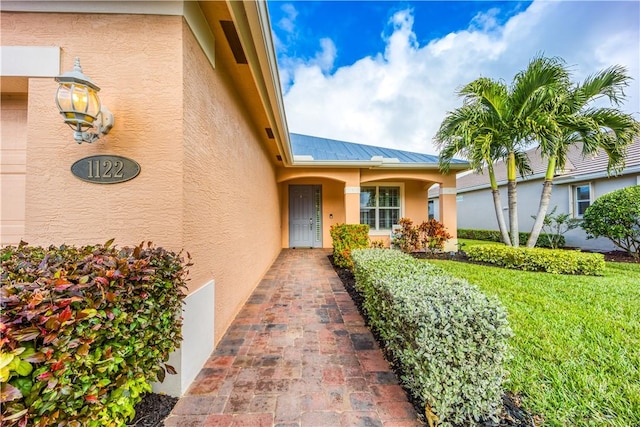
129;393;177;427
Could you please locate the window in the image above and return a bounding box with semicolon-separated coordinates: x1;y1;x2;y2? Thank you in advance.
360;185;401;230
573;184;591;218
428;200;435;220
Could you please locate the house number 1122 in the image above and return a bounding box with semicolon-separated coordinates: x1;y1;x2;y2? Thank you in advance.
71;155;141;184
87;159;124;179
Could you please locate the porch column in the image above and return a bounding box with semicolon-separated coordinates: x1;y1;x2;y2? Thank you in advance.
344;186;361;223
439;178;458;251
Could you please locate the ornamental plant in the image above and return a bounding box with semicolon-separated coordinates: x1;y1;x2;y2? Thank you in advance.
391;218;420;253
417;218;453;253
466;244;605;275
329;223;370;269
582;185;640;258
457;229;563;248
393;218;452;253
530;206;580;249
351;249;512;426
0;240;190;426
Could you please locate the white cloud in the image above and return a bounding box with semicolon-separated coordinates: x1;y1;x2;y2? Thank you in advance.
278;0;640;155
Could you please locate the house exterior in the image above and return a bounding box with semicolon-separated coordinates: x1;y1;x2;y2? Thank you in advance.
0;1;466;396
429;137;640;251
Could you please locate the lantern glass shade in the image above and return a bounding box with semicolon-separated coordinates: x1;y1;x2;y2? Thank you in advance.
55;82;101;128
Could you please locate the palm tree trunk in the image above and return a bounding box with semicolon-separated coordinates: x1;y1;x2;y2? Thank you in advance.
507;152;519;247
492;190;511;245
527;156;556;248
488;164;511;245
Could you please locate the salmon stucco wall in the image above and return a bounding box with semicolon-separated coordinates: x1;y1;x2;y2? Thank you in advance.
181;23;281;341
402;180;431;223
3;12;184;251
0;95;27;245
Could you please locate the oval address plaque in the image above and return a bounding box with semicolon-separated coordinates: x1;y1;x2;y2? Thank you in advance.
71;155;140;184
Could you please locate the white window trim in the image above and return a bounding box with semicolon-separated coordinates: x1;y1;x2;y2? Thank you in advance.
360;182;405;235
572;182;592;219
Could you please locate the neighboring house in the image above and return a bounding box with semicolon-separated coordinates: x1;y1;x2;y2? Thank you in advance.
0;1;467;396
429;136;640;251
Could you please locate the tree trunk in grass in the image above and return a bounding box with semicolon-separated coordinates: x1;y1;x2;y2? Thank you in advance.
528;156;556;248
489;164;511;246
507;152;519;247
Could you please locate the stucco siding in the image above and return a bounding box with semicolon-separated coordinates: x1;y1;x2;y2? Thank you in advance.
2;12;185;250
458;174;640;251
0;95;27;246
403;180;429;223
181;22;281;341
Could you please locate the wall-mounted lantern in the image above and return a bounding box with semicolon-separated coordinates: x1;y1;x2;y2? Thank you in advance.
55;57;114;144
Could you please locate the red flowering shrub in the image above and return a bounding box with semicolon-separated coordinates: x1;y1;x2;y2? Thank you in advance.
0;240;190;426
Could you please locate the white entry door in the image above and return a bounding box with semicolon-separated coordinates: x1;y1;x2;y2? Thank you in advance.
289;185;322;248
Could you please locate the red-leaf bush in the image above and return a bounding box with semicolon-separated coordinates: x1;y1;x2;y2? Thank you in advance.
0;240;190;426
392;218;452;253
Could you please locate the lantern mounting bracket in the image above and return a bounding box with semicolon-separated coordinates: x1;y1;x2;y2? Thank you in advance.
72;106;114;144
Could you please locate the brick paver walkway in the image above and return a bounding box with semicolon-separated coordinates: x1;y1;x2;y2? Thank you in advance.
164;249;420;427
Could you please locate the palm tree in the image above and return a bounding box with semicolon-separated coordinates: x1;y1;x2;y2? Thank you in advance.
526;65;640;247
436;56;568;246
437;102;512;245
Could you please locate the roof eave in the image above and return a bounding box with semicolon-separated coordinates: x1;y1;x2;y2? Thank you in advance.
228;0;294;166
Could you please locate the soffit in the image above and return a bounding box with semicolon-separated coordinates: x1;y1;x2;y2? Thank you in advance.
197;1;283;167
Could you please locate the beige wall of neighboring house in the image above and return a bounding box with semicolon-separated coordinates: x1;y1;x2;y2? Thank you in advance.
439;138;640;251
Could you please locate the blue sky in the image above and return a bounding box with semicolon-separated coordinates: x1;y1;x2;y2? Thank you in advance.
267;0;640;154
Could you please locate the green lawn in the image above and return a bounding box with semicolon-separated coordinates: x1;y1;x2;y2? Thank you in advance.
431;259;640;426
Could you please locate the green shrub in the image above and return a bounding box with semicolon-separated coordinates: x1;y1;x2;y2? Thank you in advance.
457;229;563;248
329;223;370;269
0;240;189;427
351;249;512;426
466;244;605;275
582;185;640;259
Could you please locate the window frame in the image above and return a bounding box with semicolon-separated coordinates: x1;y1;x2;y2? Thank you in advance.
360;183;404;234
572;183;592;219
427;199;435;220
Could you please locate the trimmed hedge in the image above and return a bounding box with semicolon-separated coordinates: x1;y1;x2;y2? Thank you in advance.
458;228;563;248
0;241;189;426
329;223;370;269
351;249;512;426
466;244;605;275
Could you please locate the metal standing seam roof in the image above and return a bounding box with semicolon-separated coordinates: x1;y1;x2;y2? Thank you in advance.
289;133;466;164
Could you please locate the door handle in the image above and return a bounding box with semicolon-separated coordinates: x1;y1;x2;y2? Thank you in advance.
309;217;313;230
